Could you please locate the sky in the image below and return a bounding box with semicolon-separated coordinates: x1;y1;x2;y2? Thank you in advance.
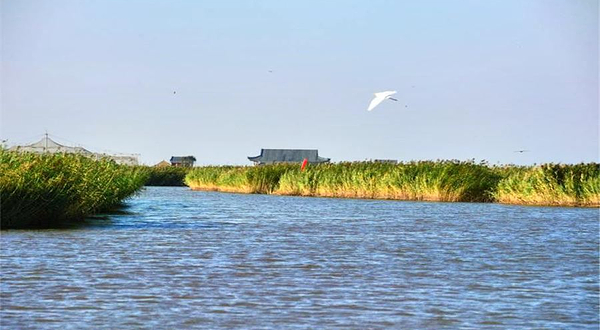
1;0;598;166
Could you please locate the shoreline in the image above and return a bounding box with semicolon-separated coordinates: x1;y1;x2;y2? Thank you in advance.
185;162;600;209
188;185;599;208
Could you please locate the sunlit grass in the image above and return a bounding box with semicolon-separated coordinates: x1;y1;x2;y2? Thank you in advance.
184;164;292;194
276;161;501;202
493;163;600;207
186;161;599;207
186;160;499;202
0;150;148;228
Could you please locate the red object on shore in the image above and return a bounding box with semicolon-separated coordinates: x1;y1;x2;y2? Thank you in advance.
301;158;308;171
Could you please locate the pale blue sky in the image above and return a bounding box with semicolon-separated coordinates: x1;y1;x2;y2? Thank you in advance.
2;0;598;165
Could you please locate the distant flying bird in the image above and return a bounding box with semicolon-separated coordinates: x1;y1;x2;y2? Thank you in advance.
173;91;176;94
514;150;530;153
367;91;398;111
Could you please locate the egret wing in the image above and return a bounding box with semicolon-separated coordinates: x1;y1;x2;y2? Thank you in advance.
368;95;386;111
376;91;397;99
368;91;397;111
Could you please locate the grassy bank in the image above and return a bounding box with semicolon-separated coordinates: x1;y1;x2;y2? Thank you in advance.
184;165;290;194
138;166;190;186
493;163;600;207
185;161;502;202
0;150;148;228
185;161;600;207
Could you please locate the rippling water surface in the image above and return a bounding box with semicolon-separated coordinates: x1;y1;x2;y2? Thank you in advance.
2;187;598;329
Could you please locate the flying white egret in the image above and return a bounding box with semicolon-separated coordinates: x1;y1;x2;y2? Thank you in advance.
367;91;398;111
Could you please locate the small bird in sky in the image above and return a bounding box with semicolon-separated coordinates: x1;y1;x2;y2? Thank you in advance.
367;91;398;111
514;150;530;153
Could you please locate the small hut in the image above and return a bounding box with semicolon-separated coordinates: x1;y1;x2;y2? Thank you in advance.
170;156;196;167
154;160;171;167
248;149;330;165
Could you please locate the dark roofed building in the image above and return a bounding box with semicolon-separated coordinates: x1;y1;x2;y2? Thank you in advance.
248;149;330;165
170;156;196;167
373;159;398;164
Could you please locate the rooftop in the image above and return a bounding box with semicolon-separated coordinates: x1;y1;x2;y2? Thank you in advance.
248;149;330;165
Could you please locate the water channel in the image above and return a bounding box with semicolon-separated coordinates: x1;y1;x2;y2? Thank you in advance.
1;187;598;329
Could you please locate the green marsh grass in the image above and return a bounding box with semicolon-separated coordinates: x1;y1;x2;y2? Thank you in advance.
139;166;190;186
0;150;148;228
278;161;501;202
184;164;293;193
186;160;502;202
493;163;600;207
186;161;599;207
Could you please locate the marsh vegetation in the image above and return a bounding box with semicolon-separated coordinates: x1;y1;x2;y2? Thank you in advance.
186;161;600;207
139;166;190;186
0;150;147;228
2;152;597;230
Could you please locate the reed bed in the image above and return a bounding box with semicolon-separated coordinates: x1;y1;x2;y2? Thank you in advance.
186;161;502;202
186;161;600;207
278;161;501;202
493;163;600;207
184;165;291;194
0;150;148;228
138;166;190;186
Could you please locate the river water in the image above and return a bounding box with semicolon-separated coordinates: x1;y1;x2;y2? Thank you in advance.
1;187;598;329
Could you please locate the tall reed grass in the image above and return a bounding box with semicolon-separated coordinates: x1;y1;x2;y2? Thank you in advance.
493;163;600;207
184;164;291;194
0;150;148;228
185;161;600;207
138;166;190;186
278;161;501;202
185;161;502;202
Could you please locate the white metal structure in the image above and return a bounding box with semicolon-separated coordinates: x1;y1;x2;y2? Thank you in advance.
9;134;139;165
